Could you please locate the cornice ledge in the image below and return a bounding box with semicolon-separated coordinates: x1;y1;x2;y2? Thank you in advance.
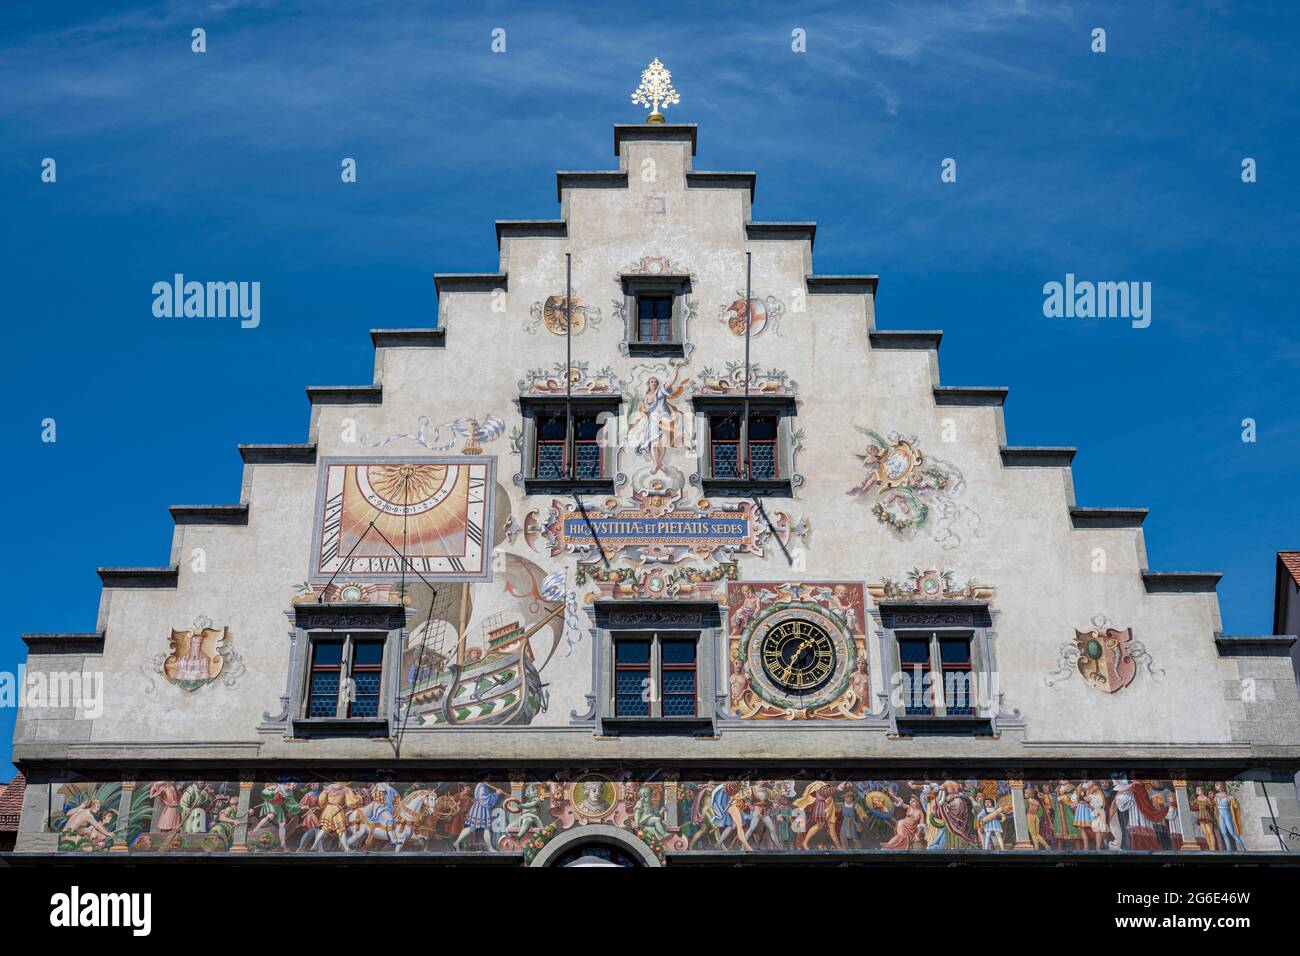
238;443;317;464
370;328;445;349
306;384;382;405
1141;570;1222;593
97;566;179;588
168;504;249;525
1001;446;1077;467
933;385;1008;406
869;329;942;350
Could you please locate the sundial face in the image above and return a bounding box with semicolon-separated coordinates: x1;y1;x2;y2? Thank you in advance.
313;458;493;582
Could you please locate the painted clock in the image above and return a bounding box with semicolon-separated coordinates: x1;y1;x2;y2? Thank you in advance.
741;601;857;713
760;618;836;693
312;457;494;581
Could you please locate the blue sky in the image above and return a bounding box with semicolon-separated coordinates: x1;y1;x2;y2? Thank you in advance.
2;0;1297;774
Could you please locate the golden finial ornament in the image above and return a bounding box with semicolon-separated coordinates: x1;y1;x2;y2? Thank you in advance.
631;57;680;125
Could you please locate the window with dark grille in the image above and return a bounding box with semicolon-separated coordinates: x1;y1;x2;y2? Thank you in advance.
304;635;387;721
535;410;568;480
939;637;974;716
898;637;933;716
660;639;697;717
610;631;700;721
307;640;344;717
614;638;651;716
349;640;385;717
531;406;607;482
636;294;674;343
709;411;779;480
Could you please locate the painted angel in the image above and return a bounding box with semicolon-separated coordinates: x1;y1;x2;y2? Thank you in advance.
629;365;687;474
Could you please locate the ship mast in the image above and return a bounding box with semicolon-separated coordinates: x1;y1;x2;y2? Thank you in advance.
455;584;470;666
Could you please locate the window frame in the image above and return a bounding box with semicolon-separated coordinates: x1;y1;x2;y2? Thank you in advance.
877;611;998;736
693;396;798;497
295;629;395;731
608;630;701;721
620;275;692;357
519;396;619;495
582;601;721;736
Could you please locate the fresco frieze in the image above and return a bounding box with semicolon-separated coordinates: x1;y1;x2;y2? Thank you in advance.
49;774;1254;856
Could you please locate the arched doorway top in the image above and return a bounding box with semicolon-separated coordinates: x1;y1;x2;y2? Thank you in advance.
528;823;663;868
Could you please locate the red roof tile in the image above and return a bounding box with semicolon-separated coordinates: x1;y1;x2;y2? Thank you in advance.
0;772;26;830
1281;552;1300;588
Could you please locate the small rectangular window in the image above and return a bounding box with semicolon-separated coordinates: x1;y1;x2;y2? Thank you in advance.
304;635;386;721
939;637;974;716
526;403;614;486
609;631;700;722
708;411;781;480
897;637;932;716
614;638;651;716
660;639;697;717
636;294;674;343
349;640;385;718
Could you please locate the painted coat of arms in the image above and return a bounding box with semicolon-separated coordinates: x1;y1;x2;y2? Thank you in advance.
162;623;232;692
1073;626;1137;694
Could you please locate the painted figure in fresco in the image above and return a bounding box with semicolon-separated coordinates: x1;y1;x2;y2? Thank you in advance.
61;798;117;849
454;782;507;851
838;787;865;847
729;585;764;634
209;794;240;847
1194;786;1218;849
513;783;547;840
633;785;669;842
678;784;700;843
180;782;214;834
309;783;357;852
921;781;977;850
1146;783;1176;850
630;365;687;474
828;585;859;632
294;782;323;849
1083;781;1109;851
1024;786;1051;850
710;781;755;851
1110;778;1170;851
149;781;182;833
978;799;1009;850
577;779;611;818
848;658;870;714
1214;782;1245;851
1052;781;1081;850
794;782;840;850
250;781;300;850
728;657;751;713
743;781;781;849
883;796;926;850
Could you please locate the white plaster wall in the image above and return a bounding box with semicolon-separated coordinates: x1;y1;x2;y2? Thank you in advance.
38;128;1291;758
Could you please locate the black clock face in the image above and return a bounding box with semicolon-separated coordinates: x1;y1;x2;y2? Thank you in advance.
760;619;837;693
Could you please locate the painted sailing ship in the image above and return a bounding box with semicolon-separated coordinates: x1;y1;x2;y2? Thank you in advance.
402;557;567;726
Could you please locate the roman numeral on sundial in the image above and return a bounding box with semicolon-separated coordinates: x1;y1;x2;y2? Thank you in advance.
467;475;485;504
319;491;344;565
466;521;483;547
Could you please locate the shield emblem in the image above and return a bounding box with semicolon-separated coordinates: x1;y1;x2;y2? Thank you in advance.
1074;626;1137;693
163;626;228;692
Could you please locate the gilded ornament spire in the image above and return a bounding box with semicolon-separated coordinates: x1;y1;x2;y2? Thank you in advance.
631;57;680;125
